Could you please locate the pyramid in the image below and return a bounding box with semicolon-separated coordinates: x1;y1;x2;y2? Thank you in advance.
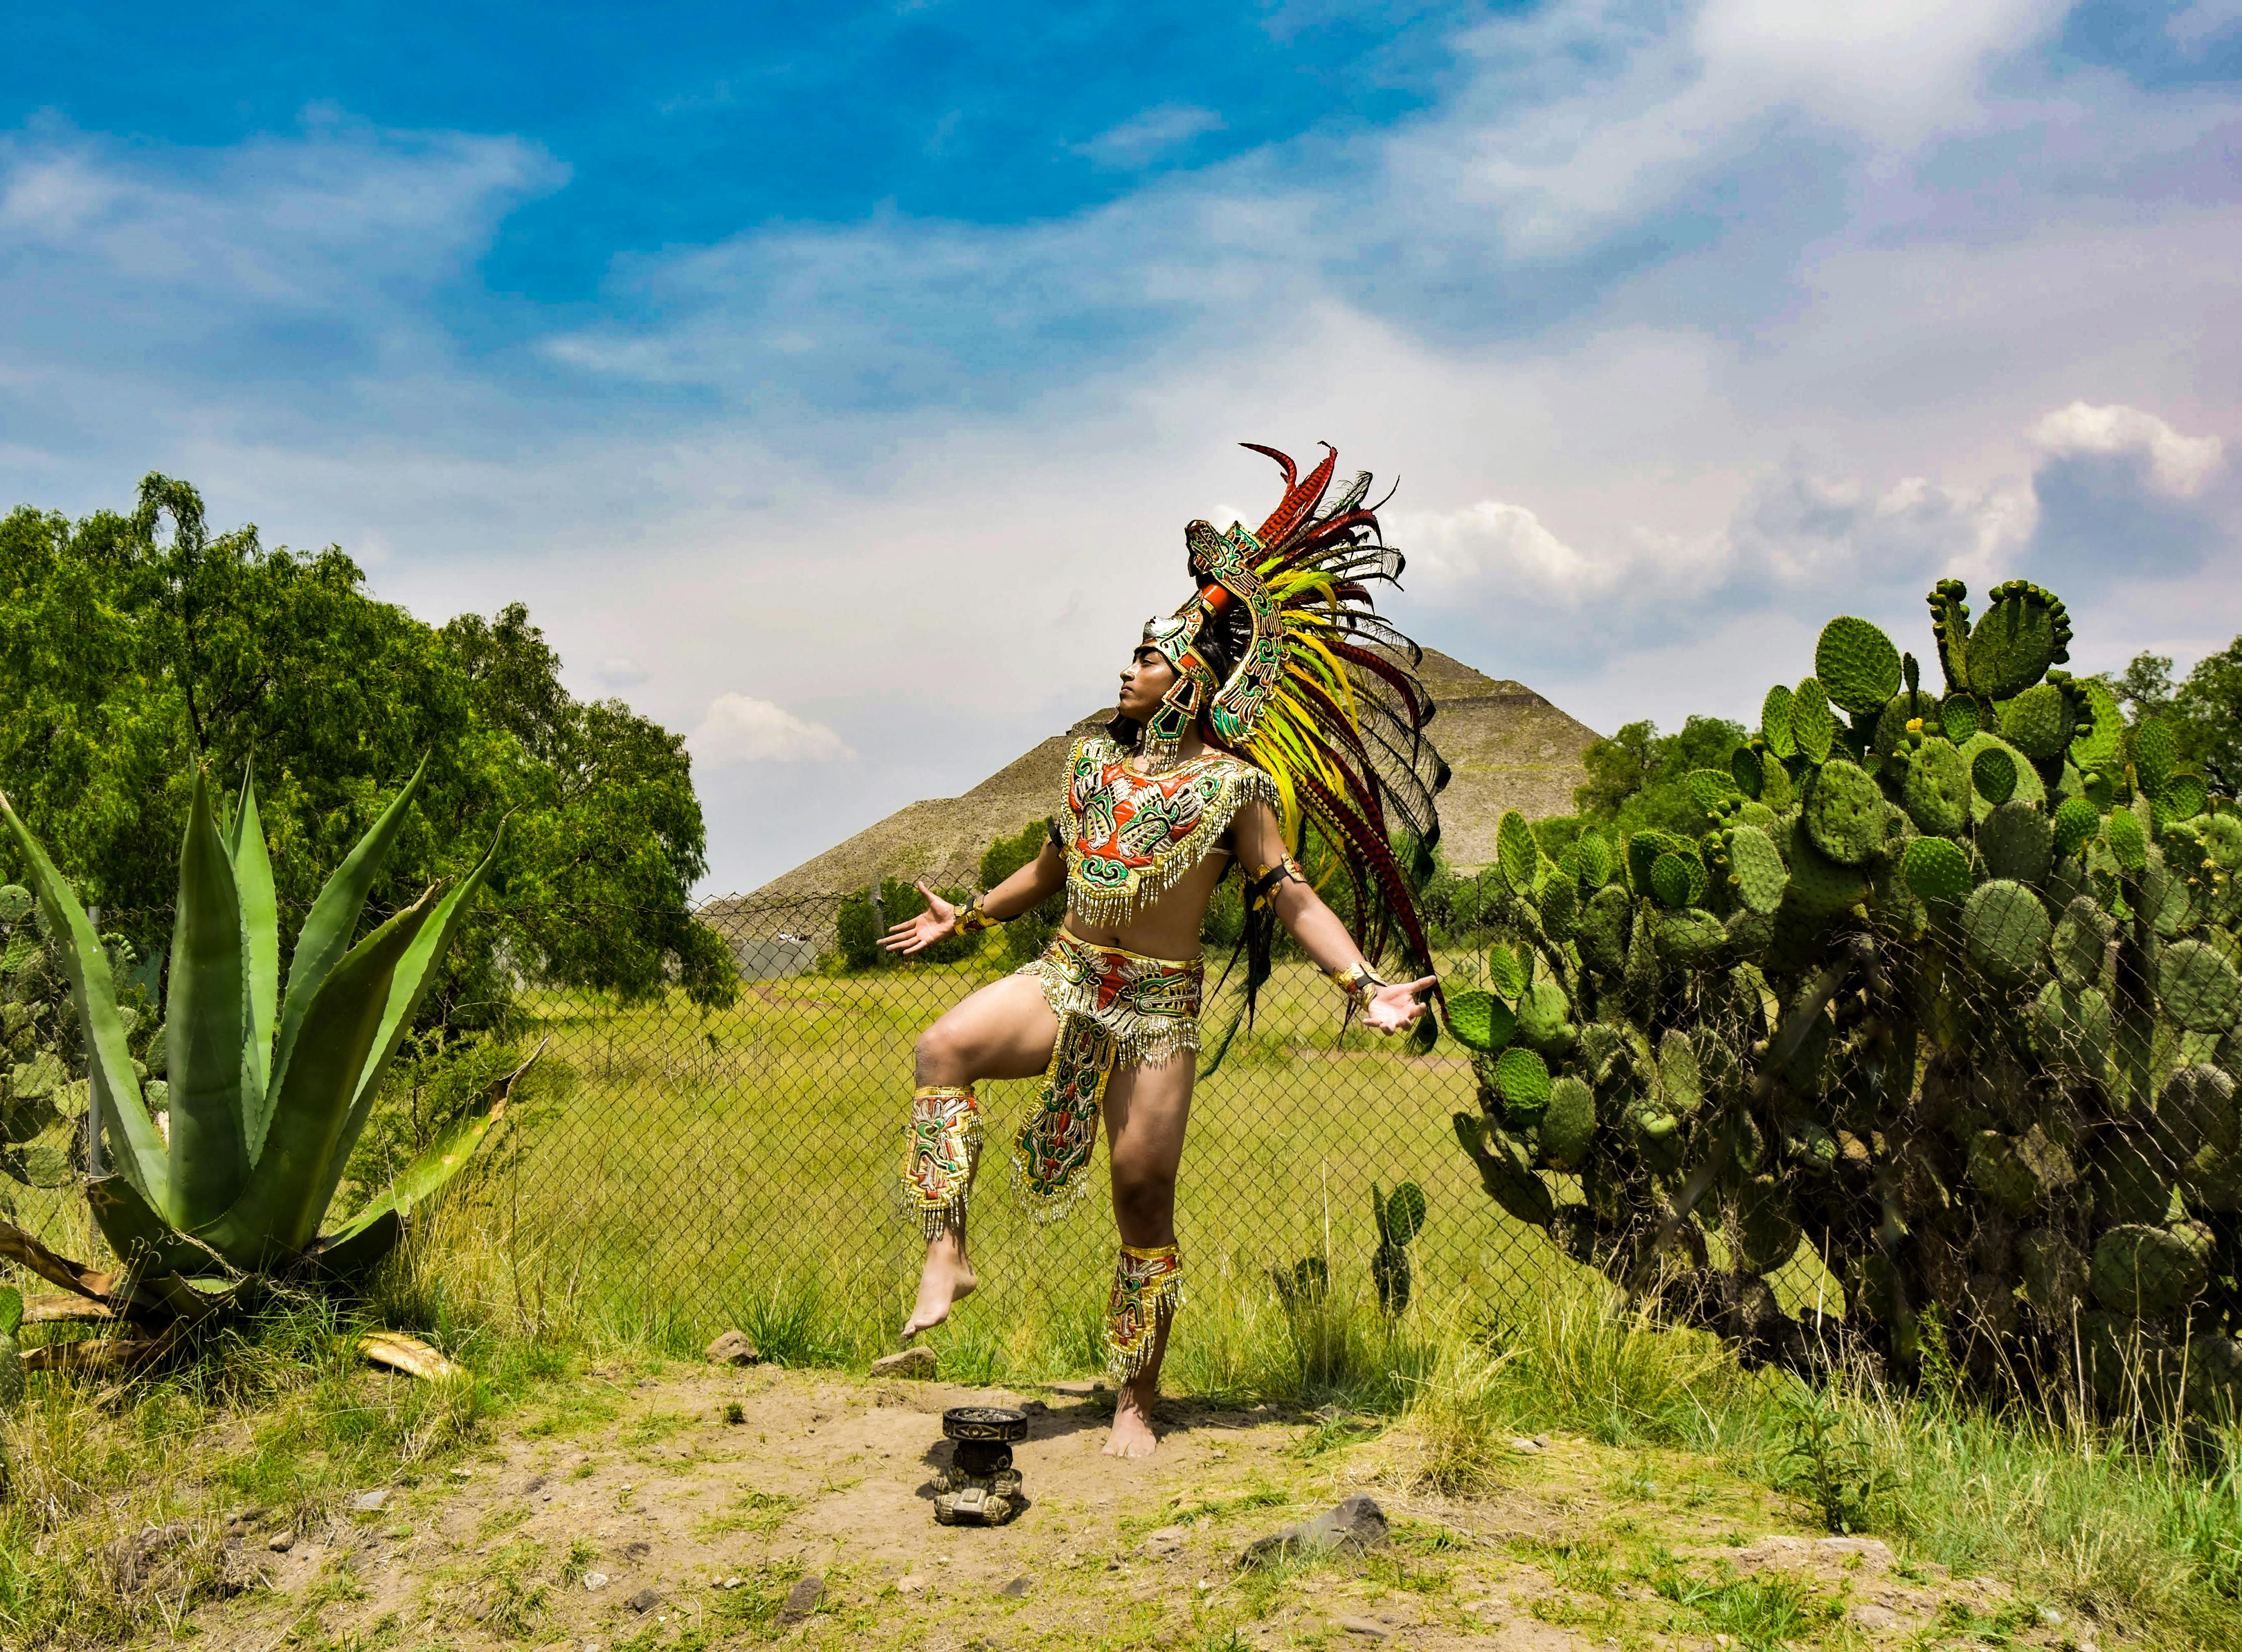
729;649;1601;906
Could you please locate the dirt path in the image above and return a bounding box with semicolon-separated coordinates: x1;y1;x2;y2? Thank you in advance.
194;1363;2083;1651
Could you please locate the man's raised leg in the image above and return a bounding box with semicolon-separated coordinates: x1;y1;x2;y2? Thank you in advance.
899;972;1058;1342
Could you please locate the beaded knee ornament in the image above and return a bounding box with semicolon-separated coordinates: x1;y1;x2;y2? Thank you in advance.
904;1086;980;1239
1105;1244;1185;1379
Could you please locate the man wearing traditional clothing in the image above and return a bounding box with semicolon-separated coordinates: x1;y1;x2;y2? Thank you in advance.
882;443;1449;1458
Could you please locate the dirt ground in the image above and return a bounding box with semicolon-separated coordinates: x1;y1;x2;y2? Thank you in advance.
188;1363;2094;1652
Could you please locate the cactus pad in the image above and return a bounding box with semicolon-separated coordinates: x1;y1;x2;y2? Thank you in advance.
1725;824;1788;914
1901;835;1972;907
2160;938;2241;1034
1577;831;1616;886
1541;1076;1597;1171
1486;945;1529;1001
1902;737;1971;836
1815;616;1902;714
1577;885;1630;975
1494;1047;1551;1120
1790;677;1836;764
1683;768;1742;820
1516;979;1578;1056
1785;829;1871;915
1967;582;2068;700
1648;907;1720;971
2105;804;2148;874
1761;684;1797;758
0;887;28;925
1731;1176;1802;1273
1962;879;2051;989
1454;1113;1554;1229
1444;990;1513;1054
1941;693;1985;743
1730;744;1765;799
1999;682;2072;763
2095;1131;2175;1226
2032;979;2110;1081
1657;1028;1704;1115
2134;718;2178;796
1967;1130;2043;1217
1646;852;1691;910
2158;1065;2239;1160
1803;759;1886;867
1971;745;2017;808
2158;773;2208;824
1979;800;2054;885
2053;796;2100;861
1496;810;1537;897
2019;1228;2087;1317
2090;1222;2210;1318
0;1285;19;1339
1958;732;2044;821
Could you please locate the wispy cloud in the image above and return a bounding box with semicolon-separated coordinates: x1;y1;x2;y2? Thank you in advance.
689;694;856;765
1074;104;1224;167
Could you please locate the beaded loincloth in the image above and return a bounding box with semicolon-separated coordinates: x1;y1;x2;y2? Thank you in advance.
1010;929;1202;1219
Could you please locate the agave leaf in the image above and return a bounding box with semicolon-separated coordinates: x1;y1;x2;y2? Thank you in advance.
265;756;428;1152
167;770;250;1230
196;886;442;1269
0;793;167;1203
325;824;506;1199
88;1174;227;1279
228;765;280;1123
314;1042;535;1277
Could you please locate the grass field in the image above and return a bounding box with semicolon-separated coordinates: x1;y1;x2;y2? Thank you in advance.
424;953;1566;1364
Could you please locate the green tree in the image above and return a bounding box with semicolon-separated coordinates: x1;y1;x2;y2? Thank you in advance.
2173;638;2242;794
1570;714;1748;837
0;474;733;1019
979;820;1063;962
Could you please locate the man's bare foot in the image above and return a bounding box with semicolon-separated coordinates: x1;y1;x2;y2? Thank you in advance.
902;1240;976;1340
1103;1381;1159;1458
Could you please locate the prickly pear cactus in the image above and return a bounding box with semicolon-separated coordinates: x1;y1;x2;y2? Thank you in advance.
1447;579;2242;1414
1370;1180;1427;1315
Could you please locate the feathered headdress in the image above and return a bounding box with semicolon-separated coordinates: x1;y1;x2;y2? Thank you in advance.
1131;442;1450;1043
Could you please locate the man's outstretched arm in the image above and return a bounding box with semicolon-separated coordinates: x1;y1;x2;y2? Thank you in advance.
881;833;1067;955
1230;801;1433;1033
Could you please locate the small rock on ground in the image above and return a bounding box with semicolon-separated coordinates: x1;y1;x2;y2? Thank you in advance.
1140;1526;1188;1558
627;1587;660;1613
998;1576;1031;1598
350;1489;390;1512
705;1329;761;1367
870;1347;937;1380
1239;1496;1388;1568
265;1532;295;1554
581;1571;611;1592
1335;1616;1389;1638
778;1574;824;1623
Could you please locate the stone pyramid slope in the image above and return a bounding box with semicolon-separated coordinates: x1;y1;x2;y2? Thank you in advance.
728;649;1601;908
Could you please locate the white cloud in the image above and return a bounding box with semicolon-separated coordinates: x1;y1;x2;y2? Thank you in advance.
2028;401;2226;499
688;694;855;765
1076;104;1225;167
595;657;650;689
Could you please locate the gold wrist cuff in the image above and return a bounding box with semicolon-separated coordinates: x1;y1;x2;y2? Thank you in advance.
1325;960;1391;1009
952;899;1000;938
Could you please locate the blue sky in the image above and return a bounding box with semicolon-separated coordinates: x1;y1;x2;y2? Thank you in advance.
7;1;2241;890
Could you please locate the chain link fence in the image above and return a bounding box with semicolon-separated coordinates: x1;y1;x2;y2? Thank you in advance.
465;891;1564;1344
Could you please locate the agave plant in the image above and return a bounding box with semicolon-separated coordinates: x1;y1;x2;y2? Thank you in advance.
0;760;513;1335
